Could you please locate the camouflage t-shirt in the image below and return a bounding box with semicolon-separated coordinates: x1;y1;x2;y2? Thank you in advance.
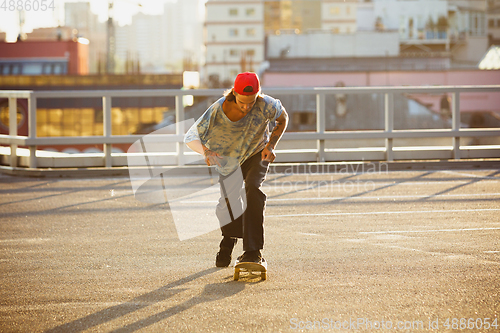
184;94;284;175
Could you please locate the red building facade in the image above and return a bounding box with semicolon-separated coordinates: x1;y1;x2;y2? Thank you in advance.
0;39;89;75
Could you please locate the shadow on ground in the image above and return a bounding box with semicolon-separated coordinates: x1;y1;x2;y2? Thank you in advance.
46;268;246;333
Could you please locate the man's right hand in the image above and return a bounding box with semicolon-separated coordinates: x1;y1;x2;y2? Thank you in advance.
203;148;222;167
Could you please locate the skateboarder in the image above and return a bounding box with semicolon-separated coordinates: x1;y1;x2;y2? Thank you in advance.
184;72;288;267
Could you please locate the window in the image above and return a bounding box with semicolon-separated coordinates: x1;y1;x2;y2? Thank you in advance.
246;28;256;36
469;11;486;36
42;64;52;75
23;63;43;75
346;6;351;15
330;7;340;15
246;49;255;57
229;49;239;57
53;64;63;74
229;8;238;16
0;103;24;130
246;8;255;16
229;28;238;37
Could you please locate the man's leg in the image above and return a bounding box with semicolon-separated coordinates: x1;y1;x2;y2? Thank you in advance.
216;168;245;238
214;168;246;267
215;235;237;267
240;152;269;253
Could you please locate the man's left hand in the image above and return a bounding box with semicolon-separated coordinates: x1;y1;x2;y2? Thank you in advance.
261;146;276;162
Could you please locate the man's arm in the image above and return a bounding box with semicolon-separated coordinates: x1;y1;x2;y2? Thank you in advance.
186;139;222;166
261;109;289;162
185;139;204;155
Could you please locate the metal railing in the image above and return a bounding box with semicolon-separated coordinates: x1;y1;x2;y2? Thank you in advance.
1;85;500;169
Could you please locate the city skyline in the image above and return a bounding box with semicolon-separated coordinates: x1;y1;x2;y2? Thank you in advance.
1;0;494;80
0;0;200;42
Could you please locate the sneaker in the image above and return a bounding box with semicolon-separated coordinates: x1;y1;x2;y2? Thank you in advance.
215;249;232;267
236;250;262;264
215;237;237;267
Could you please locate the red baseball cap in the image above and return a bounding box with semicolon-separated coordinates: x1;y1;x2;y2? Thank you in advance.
233;72;260;96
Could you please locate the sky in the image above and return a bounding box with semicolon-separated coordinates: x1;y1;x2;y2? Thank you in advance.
0;0;202;42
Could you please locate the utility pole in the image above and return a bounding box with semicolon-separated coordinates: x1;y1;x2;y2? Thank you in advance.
106;1;115;74
17;10;26;41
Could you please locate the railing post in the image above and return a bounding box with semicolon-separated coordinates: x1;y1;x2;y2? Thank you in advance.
384;93;394;161
451;92;460;160
176;94;185;166
28;93;37;168
316;93;326;162
9;97;18;168
103;96;112;168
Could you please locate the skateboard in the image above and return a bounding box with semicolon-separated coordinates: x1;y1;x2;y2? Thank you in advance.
234;257;267;281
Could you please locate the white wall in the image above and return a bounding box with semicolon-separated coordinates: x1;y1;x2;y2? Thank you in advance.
357;2;376;31
267;31;400;58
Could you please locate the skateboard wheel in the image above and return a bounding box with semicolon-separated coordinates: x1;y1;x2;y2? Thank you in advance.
234;268;240;281
261;272;267;280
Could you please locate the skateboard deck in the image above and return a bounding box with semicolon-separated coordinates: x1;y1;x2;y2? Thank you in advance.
234;258;267;281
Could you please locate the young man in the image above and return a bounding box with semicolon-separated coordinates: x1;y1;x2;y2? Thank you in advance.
184;72;288;267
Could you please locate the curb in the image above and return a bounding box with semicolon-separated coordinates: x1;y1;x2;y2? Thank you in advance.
1;159;500;178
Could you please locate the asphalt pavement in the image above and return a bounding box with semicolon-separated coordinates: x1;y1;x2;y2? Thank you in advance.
1;168;499;332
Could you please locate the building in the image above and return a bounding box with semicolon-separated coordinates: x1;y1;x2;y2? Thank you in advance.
116;13;164;73
0;39;89;75
25;26;75;41
204;0;361;85
321;0;357;34
280;0;490;68
64;2;107;74
366;0;488;65
204;0;490;85
259;0;496;133
204;0;265;87
488;0;500;45
264;0;321;33
173;0;204;71
0;3;107;74
115;0;203;74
